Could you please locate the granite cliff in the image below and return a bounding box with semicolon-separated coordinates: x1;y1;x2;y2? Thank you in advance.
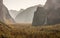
0;0;15;24
32;0;60;25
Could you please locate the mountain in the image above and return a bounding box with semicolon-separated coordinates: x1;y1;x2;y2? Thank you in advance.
9;10;18;19
32;0;60;25
0;0;15;24
44;0;60;9
15;4;42;23
32;7;46;25
9;9;24;19
19;9;24;13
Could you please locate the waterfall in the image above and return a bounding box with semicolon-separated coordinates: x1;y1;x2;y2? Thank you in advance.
44;16;47;25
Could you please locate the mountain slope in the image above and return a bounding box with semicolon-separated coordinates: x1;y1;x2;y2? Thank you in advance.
2;5;15;24
15;5;42;23
32;0;60;25
0;21;12;38
0;0;15;24
9;10;18;19
9;9;24;19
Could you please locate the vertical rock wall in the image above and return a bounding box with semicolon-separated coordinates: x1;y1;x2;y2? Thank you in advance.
32;0;60;26
32;7;46;25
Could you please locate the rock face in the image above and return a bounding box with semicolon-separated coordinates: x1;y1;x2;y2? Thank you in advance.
32;7;47;25
44;0;60;9
32;0;60;25
0;0;15;24
15;5;42;23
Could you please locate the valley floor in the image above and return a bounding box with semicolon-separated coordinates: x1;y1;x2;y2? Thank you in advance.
0;23;60;38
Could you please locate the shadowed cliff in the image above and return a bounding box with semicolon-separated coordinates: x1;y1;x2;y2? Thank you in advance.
32;0;60;26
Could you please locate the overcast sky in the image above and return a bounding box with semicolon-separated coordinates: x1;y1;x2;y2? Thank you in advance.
3;0;47;11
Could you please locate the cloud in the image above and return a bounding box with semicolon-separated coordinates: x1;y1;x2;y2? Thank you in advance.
3;0;46;11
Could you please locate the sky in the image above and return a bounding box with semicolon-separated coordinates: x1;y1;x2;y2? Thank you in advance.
3;0;47;11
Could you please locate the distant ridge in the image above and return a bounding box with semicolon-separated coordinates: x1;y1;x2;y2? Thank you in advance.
15;4;42;23
9;9;24;19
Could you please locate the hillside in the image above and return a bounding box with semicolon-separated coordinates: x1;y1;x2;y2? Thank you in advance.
0;21;12;38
